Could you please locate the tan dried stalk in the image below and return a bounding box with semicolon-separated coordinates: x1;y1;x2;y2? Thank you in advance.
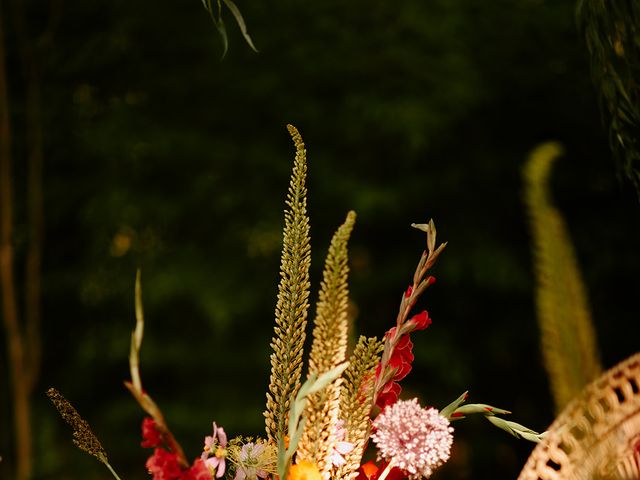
47;388;122;480
297;211;355;476
334;336;384;480
523;142;601;412
264;124;312;443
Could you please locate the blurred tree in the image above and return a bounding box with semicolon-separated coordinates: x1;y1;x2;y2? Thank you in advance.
577;0;640;199
1;0;46;477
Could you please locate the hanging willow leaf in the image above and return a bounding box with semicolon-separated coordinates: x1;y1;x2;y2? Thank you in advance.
576;0;640;198
200;0;257;58
222;0;258;52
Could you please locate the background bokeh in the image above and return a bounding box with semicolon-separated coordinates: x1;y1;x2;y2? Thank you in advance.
2;0;639;479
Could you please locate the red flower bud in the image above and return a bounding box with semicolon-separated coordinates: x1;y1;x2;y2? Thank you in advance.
407;310;431;331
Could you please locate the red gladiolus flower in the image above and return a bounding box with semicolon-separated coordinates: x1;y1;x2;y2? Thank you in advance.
376;331;418;408
145;446;211;480
388;335;414;381
146;448;183;480
141;417;164;448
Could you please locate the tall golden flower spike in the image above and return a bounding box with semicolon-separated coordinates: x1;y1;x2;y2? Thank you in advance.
518;352;640;480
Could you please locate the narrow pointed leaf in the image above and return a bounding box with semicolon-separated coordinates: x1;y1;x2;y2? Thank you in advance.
222;0;258;52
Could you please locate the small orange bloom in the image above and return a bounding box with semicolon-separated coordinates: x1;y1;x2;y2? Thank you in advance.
287;460;322;480
358;460;379;479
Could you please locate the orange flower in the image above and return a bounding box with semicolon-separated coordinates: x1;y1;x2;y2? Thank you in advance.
287;460;322;480
358;460;380;480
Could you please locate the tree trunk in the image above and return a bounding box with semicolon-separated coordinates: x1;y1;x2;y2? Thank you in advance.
0;3;33;479
0;0;44;476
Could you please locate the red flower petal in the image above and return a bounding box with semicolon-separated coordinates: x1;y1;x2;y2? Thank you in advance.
181;459;212;480
376;381;401;409
141;417;163;448
384;326;398;340
392;360;412;381
395;335;413;354
388;350;412;381
146;448;182;480
407;310;432;331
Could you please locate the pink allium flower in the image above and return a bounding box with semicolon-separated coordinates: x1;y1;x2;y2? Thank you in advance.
371;399;453;479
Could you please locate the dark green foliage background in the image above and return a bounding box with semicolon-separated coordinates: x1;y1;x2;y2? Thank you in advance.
2;0;639;479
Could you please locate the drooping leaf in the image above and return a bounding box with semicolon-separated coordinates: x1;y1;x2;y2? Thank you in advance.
222;0;258;52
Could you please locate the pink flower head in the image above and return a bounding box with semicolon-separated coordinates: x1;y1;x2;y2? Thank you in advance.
141;417;164;448
371;398;453;479
201;422;227;478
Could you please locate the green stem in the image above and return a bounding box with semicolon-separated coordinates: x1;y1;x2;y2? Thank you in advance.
104;461;124;480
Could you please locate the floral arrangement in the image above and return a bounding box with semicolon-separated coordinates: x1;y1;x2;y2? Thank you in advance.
48;125;545;480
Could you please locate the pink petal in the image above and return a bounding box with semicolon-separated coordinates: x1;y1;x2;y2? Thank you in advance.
217;427;227;446
335;441;354;454
216;459;226;478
